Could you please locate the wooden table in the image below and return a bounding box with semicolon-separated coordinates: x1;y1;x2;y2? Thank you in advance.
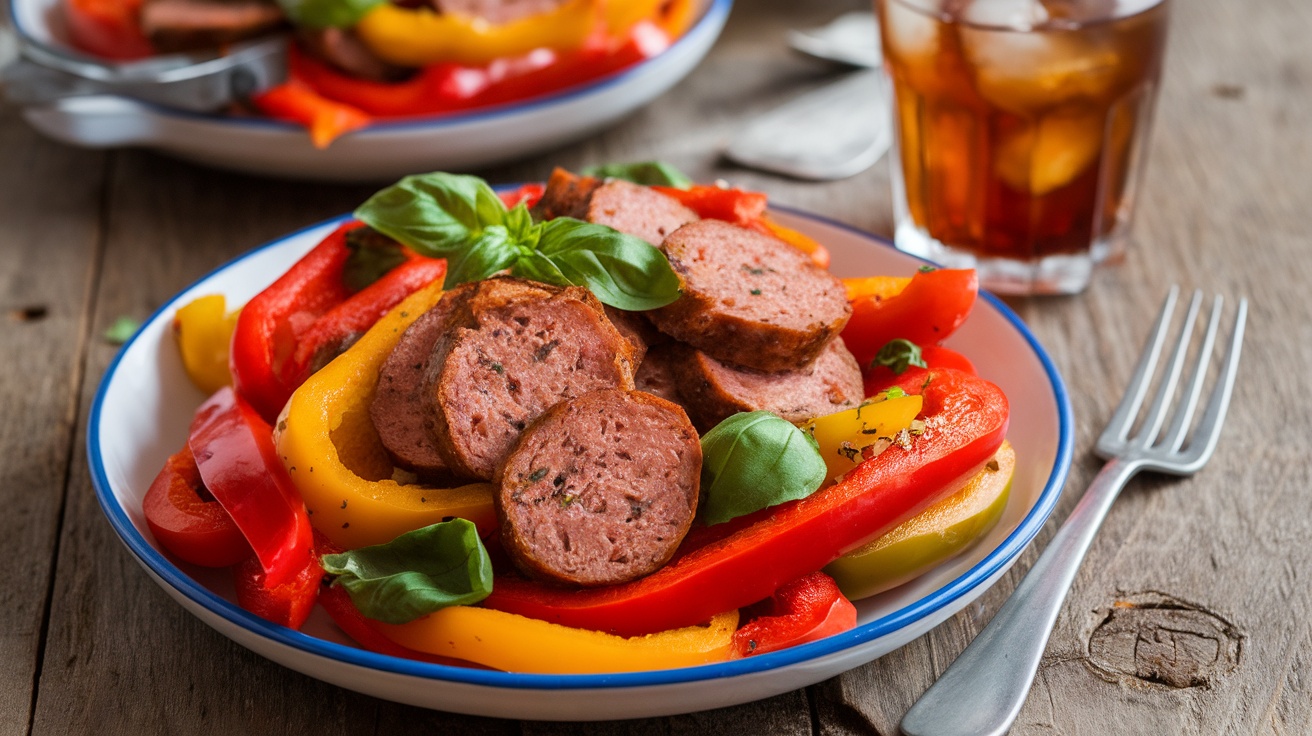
3;0;1308;732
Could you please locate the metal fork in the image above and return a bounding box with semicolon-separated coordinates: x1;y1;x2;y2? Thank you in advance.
900;287;1248;736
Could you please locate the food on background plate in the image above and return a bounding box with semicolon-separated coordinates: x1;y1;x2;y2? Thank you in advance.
61;0;699;146
144;161;1011;671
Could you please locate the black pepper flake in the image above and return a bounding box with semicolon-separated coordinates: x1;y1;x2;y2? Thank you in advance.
986;459;1001;472
277;419;287;432
748;640;758;652
340;500;348;509
400;311;409;317
534;339;560;362
420;497;427;503
342;522;350;529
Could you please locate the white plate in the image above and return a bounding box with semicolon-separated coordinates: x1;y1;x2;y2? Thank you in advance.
88;208;1073;721
8;0;730;181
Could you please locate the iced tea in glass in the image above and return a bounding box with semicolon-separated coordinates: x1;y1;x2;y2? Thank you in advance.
877;0;1169;294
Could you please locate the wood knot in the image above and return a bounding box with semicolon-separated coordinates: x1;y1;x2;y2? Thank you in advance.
1085;591;1242;689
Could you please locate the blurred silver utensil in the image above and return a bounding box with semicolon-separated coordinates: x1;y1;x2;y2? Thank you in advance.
901;288;1248;736
788;11;880;68
725;69;889;181
1;34;287;111
726;13;887;180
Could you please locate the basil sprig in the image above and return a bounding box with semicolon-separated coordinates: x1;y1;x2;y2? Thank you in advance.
581;161;693;189
873;338;929;375
355;172;681;310
699;411;828;526
276;0;384;28
320;519;492;625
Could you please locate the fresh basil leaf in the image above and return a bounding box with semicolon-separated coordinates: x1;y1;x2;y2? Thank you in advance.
510;251;569;288
103;315;139;345
581;161;694;189
503;201;538;245
532;218;681;310
444;227;521;286
320;518;492;625
276;0;384;27
872;338;928;375
699;411;827;526
354;172;517;287
342;227;408;292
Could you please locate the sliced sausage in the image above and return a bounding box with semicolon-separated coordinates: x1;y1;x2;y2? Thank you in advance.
296;28;411;83
650;219;852;373
633;344;683;405
425;277;637;480
532;168;698;246
369;283;475;481
140;0;285;53
670;338;865;431
497;389;701;587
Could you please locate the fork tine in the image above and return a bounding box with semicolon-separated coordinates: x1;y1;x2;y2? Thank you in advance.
1132;290;1204;448
1097;286;1179;452
1162;295;1223;452
1178;298;1247;472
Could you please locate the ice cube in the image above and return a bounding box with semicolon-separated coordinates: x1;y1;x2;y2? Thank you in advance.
957;0;1050;30
883;0;945;61
960;25;1122;111
994;108;1104;194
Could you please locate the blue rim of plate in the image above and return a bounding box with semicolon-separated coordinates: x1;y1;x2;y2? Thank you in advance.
88;207;1073;692
9;0;733;135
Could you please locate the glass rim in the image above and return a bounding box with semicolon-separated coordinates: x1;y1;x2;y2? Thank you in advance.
883;0;1168;33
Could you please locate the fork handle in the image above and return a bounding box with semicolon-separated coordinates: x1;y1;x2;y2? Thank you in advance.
899;457;1142;736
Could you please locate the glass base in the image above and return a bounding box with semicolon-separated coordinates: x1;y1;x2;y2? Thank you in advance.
894;221;1114;296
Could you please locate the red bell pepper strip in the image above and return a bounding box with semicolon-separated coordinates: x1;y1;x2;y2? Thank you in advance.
189;387;314;589
482;368;1008;636
252;79;373;149
841;268;979;368
287;255;447;384
230;222;359;422
498;183;546;210
142;445;251;568
864;344;977;398
289;25;663;119
62;0;154;60
233;552;323;630
732;572;857;657
653;184;769;226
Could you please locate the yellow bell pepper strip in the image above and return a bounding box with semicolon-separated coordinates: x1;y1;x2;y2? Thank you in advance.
172;294;239;395
274;282;496;549
801;391;924;485
826;441;1015;600
355;0;598;68
843;275;911;303
374;606;739;674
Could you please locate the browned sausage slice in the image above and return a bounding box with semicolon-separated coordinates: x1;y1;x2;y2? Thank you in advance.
633;344;683;405
425;278;637;480
369;283;475;481
532;168;698;246
650;219;852;373
496;389;701;587
670;338;865;431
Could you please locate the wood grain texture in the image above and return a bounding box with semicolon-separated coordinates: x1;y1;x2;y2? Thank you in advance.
3;0;1309;732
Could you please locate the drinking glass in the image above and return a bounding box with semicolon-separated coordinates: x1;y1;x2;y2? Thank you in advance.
877;0;1169;294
